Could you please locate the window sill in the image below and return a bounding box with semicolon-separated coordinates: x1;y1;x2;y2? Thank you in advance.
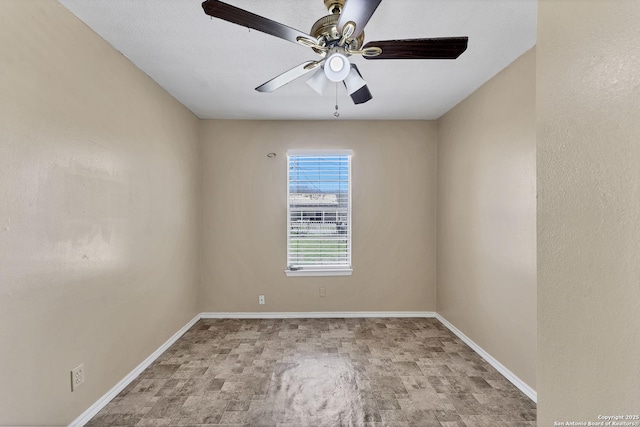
285;269;353;277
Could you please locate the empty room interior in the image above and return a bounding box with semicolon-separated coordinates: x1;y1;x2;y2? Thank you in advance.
1;1;639;426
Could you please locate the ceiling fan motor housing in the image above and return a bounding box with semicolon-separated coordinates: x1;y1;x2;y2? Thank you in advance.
311;13;364;52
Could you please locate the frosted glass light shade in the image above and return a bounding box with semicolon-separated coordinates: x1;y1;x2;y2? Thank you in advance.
343;66;366;94
306;69;330;95
324;53;350;82
343;65;372;104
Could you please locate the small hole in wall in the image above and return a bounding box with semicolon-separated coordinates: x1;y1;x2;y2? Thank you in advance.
267;153;276;158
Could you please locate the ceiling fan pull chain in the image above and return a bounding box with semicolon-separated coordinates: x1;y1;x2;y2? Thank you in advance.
334;83;340;118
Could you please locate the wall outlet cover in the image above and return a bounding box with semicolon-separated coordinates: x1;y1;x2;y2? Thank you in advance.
71;363;85;391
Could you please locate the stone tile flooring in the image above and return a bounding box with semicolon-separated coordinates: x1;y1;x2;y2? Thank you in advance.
86;318;536;426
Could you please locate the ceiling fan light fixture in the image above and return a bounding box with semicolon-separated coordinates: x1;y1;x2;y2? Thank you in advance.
306;69;330;95
324;53;350;82
344;64;372;104
343;64;366;94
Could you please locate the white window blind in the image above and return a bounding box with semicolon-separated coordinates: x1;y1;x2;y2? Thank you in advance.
287;151;352;274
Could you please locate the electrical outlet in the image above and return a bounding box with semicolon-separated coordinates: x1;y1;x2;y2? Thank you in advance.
319;287;326;297
71;363;85;391
258;294;265;305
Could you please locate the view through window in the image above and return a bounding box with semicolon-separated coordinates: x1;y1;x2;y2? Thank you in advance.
287;151;352;275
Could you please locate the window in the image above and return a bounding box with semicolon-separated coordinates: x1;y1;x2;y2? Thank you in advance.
286;150;352;276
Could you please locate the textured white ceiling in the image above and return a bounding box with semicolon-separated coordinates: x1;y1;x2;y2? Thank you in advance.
58;0;537;120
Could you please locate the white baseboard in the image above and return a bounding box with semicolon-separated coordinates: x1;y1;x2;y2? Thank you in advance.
200;311;436;319
71;310;535;426
434;313;537;403
69;314;201;427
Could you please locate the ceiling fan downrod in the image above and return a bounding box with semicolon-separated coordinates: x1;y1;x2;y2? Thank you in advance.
324;0;345;14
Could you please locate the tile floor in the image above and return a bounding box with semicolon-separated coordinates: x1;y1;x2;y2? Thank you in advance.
86;318;536;426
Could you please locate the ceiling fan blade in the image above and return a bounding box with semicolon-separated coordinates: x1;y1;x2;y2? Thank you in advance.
202;0;316;46
337;0;382;39
256;60;324;93
344;64;372;105
363;37;468;60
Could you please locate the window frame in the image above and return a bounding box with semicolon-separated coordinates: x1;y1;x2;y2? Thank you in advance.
285;149;353;277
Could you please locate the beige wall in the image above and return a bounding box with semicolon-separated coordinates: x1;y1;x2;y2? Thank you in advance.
200;120;437;312
437;49;537;389
537;1;640;423
0;1;550;423
0;1;200;425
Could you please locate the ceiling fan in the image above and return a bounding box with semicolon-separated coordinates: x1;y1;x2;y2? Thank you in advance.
202;0;468;105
